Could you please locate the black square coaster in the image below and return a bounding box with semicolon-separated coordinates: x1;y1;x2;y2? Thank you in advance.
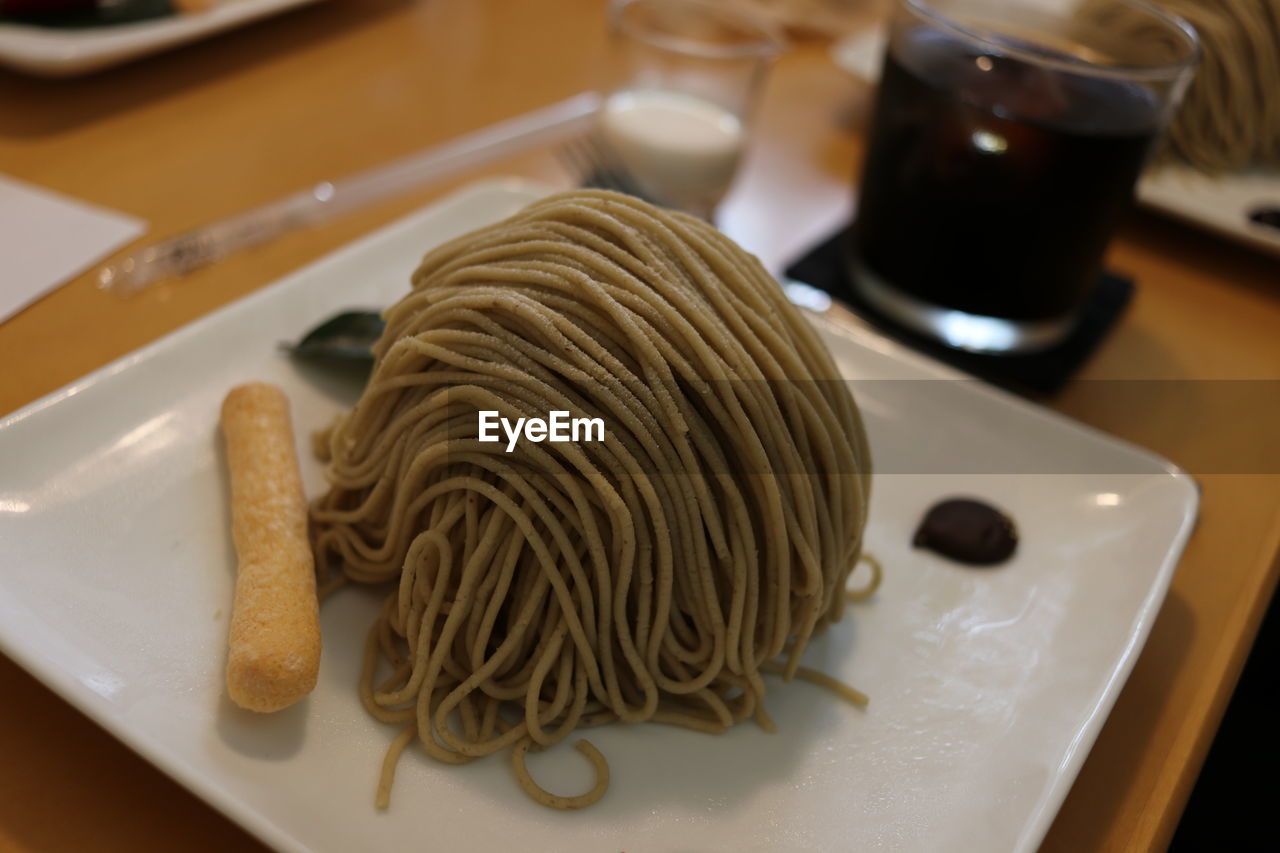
783;226;1134;395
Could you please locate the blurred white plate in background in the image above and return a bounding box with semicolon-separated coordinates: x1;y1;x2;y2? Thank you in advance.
0;0;325;77
831;27;1280;259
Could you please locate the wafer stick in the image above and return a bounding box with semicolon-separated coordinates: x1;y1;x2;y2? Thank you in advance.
220;382;321;712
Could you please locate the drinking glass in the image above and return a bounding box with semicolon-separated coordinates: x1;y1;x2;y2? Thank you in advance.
602;0;784;219
849;0;1199;354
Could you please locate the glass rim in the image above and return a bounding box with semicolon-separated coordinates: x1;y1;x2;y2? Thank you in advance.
900;0;1201;82
608;0;786;61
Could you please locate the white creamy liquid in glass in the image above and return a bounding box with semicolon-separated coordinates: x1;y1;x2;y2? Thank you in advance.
600;89;745;214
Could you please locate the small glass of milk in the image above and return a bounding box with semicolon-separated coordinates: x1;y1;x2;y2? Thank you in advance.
601;0;784;220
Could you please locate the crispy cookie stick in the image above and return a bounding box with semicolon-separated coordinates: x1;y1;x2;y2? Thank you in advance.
220;382;321;712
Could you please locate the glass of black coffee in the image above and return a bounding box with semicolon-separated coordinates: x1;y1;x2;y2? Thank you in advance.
850;0;1198;353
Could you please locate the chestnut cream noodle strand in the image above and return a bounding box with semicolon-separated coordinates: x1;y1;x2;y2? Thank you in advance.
1081;0;1280;172
310;190;872;809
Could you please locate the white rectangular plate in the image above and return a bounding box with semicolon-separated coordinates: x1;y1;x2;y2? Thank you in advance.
0;0;324;77
0;179;1197;853
831;28;1280;258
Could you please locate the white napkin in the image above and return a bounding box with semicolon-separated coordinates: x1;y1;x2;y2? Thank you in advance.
0;175;146;324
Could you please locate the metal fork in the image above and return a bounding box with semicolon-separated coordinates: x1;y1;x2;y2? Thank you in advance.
558;134;657;204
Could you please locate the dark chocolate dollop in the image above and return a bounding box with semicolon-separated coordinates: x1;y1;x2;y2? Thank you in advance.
1248;207;1280;230
912;498;1018;566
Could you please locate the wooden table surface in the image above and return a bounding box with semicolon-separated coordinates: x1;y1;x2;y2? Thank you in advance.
1;1;1277;851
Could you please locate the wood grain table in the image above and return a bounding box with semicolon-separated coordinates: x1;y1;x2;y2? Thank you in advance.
1;1;1277;851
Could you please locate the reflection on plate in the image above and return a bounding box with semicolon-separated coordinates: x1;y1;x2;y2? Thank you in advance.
831;28;1280;258
0;179;1197;853
0;0;325;76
